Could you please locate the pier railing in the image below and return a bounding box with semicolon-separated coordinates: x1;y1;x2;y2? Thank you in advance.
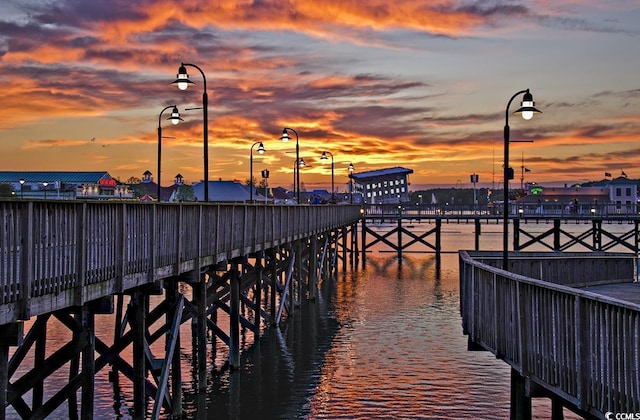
459;250;640;417
0;201;361;325
364;202;640;219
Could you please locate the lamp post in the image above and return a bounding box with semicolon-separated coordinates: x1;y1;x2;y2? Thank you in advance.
503;89;541;270
348;162;354;204
250;142;265;202
297;157;305;203
157;105;182;201
42;181;48;200
172;63;209;201
320;151;334;202
19;179;25;199
280;128;299;203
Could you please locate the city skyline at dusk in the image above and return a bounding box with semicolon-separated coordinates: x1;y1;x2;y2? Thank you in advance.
1;1;639;191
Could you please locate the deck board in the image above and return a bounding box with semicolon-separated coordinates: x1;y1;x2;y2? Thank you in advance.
580;282;640;305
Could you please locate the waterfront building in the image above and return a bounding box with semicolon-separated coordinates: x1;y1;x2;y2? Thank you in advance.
349;166;413;204
517;176;638;214
0;171;132;200
192;179;266;202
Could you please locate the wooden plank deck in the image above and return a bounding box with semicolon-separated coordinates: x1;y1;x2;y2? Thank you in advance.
580;281;640;305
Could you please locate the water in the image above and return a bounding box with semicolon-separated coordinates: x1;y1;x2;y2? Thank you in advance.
12;221;625;418
221;253;515;419
197;221;609;419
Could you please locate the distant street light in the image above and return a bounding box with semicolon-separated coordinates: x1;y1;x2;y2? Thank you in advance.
250;142;265;202
42;181;48;200
280;128;300;203
503;89;541;270
320;151;334;202
172;63;209;201
19;179;25;199
470;173;479;209
157;105;182;201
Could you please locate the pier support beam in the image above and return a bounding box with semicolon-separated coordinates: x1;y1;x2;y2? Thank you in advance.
229;260;241;369
510;368;531;420
132;290;148;420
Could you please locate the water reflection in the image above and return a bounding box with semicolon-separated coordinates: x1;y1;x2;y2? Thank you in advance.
189;254;501;419
198;251;581;419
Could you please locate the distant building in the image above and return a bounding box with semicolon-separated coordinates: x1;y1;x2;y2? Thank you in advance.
192;180;262;202
517;176;638;214
135;171;187;201
0;171;132;200
349;167;413;204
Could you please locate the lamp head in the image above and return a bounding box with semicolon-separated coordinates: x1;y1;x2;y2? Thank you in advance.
19;179;25;185
514;90;541;121
43;182;48;187
172;64;194;91
348;163;354;172
321;151;328;161
168;106;183;125
299;158;305;167
280;128;289;142
257;142;265;154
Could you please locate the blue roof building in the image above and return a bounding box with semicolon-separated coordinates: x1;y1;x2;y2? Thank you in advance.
192;180;266;202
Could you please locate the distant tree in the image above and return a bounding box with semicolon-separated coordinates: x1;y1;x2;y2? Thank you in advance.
244;177;259;187
0;183;14;197
126;176;142;185
174;185;196;202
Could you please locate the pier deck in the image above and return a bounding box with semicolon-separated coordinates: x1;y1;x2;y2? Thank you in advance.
580;281;640;304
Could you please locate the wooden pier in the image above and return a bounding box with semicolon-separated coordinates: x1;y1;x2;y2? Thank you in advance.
361;203;640;263
459;250;640;419
0;201;361;419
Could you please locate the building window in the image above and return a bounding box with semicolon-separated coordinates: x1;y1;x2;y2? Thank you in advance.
616;187;621;196
626;187;632;196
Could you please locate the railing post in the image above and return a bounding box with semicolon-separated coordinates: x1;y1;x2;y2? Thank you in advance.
574;295;589;411
18;202;34;319
75;202;87;305
116;204;126;293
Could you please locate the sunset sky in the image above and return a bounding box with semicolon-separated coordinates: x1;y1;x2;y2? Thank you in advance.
1;1;639;192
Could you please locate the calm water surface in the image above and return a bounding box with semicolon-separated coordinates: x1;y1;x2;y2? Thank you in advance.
199;222;601;419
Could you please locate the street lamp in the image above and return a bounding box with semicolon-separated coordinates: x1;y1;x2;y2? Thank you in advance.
172;63;209;201
280;127;300;203
348;162;355;204
42;181;48;200
19;179;25;199
503;89;541;270
320;151;334;202
157;105;182;201
250;142;265;202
